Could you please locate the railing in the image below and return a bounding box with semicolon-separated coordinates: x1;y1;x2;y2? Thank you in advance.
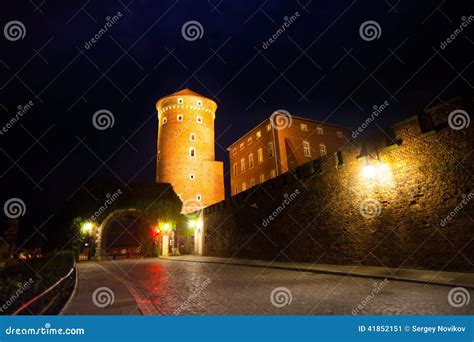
13;267;75;315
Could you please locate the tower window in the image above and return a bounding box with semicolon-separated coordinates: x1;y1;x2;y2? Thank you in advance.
337;131;343;138
197;116;203;123
303;141;311;157
177;98;184;104
240;158;246;173
248;153;254;168
232;163;237;176
177;114;183;121
259;174;265;183
270;169;276;178
267;142;274;158
317;127;324;135
232;148;237;155
189;147;196;158
257;148;263;163
162;117;167;125
319;143;327;156
197;100;203;106
240;142;244;150
234;186;238;195
190;133;196;141
196;194;202;201
256;131;262;139
189;173;195;180
250;178;255;187
301;124;308;131
247;137;252;144
242;182;247;191
266;124;271;131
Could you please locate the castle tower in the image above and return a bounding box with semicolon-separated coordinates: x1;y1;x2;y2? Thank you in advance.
156;89;224;213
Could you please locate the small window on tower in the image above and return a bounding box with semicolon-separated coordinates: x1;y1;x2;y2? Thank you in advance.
177;114;183;121
162;117;167;125
189;173;195;180
266;124;272;131
240;143;244;150
301;124;308;131
247;137;252;144
303;141;311;157
248;153;254;168
317;127;324;135
270;169;276;178
232;148;237;155
177;98;184;104
189;147;196;158
256;131;262;139
259;174;265;183
232;163;237;176
197;100;203;106
242;182;247;191
190;133;196;141
250;178;255;187
197;116;203;124
319;143;327;156
196;194;202;201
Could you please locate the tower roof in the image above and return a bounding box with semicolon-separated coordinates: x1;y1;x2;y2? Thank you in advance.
156;88;217;110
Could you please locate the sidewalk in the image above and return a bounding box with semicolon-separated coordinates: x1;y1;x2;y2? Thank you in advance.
160;255;474;289
62;262;141;315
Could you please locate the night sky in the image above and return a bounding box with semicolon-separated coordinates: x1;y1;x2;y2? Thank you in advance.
1;0;473;244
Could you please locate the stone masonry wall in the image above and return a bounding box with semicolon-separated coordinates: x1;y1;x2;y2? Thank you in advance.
203;97;474;272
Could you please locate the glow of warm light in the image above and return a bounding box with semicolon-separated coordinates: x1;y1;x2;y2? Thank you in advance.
362;164;376;179
188;220;196;229
197;220;203;229
162;223;170;232
82;222;93;234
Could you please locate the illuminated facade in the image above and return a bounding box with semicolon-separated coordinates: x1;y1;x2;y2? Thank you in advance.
156;89;225;213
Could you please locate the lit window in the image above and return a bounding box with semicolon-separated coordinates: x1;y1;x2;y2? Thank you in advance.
259;174;265;183
189;173;195;180
232;148;237;155
162;117;167;125
197;116;203;123
189;147;196;158
234;186;238;195
317;127;324;135
177;98;184;104
232;163;237;176
240;158;246;173
240;142;244;150
257;148;263;163
337;131;343;138
250;178;255;187
197;100;203;106
196;194;202;201
301;124;308;131
248;154;254;168
177;114;183;121
242;182;247;191
303;141;311;157
256;131;262;139
267;142;274;158
320;143;327;156
266;124;272;131
190;133;196;141
270;169;276;178
247;137;252;144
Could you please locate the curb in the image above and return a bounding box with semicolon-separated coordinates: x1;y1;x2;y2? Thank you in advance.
159;257;474;289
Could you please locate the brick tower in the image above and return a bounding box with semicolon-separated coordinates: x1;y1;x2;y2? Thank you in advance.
156;89;224;213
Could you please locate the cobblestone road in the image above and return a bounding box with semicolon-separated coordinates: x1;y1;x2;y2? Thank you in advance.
100;258;473;315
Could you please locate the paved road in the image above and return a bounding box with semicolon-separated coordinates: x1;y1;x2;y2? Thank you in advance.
89;258;473;315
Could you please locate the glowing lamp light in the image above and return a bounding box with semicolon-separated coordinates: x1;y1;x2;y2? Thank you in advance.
81;222;93;234
188;220;197;229
362;164;376;179
162;223;170;232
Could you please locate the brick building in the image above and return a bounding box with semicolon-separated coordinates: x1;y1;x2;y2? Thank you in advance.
156;89;225;213
228;112;349;195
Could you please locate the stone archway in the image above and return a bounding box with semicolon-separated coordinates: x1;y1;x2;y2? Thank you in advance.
96;209;149;259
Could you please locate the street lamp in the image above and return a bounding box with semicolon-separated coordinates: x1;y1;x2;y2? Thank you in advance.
81;221;94;234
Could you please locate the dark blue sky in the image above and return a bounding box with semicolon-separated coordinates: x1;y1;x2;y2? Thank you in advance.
1;0;473;243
